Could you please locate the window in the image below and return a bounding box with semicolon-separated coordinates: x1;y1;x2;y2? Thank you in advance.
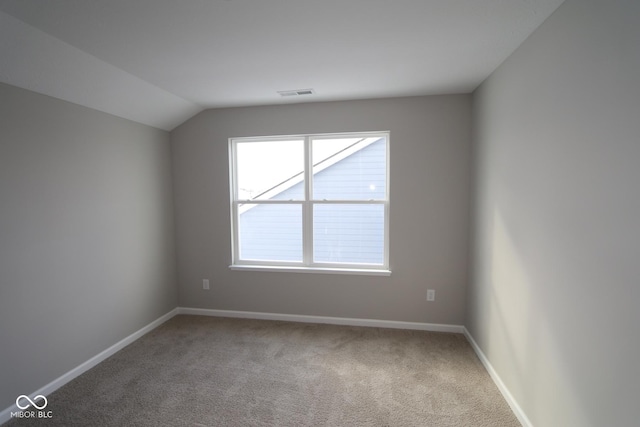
229;132;390;274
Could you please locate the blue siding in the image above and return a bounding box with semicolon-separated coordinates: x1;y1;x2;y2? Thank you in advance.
239;138;386;264
239;204;302;261
313;139;386;200
314;204;384;264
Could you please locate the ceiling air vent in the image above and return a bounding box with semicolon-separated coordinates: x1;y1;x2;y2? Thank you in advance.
277;88;315;97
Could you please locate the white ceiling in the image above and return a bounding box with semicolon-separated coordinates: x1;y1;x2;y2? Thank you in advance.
0;0;564;130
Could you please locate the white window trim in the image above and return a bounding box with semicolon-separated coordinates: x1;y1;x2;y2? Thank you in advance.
229;131;390;275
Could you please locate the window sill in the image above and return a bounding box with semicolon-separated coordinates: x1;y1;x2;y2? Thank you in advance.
229;264;391;276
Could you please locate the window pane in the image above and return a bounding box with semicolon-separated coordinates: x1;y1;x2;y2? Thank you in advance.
236;140;304;200
239;204;302;262
312;137;386;200
313;204;384;265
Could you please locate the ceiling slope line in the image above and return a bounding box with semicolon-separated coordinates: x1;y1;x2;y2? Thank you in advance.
0;11;202;130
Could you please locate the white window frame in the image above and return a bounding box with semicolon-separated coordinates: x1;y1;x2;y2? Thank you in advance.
229;131;390;276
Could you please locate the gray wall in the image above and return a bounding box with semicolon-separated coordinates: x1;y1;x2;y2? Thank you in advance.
0;83;178;410
171;96;471;324
468;0;640;425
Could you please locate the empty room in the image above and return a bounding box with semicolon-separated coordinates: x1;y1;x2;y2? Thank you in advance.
0;0;637;426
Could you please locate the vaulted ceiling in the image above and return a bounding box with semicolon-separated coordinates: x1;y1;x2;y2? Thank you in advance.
0;0;564;130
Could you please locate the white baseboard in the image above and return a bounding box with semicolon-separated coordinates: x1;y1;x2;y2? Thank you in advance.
177;307;464;333
0;308;178;425
463;328;532;427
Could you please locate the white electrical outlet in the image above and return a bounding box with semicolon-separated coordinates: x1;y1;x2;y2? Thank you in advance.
427;289;435;301
203;279;210;290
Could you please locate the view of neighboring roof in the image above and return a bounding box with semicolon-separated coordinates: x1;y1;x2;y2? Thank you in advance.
239;137;382;205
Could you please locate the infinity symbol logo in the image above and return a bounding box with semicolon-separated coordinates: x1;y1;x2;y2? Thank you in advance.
16;395;48;410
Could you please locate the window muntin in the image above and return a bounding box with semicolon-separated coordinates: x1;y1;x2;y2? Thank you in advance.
230;132;389;272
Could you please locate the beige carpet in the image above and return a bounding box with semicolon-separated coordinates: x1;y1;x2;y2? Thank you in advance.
6;315;520;426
